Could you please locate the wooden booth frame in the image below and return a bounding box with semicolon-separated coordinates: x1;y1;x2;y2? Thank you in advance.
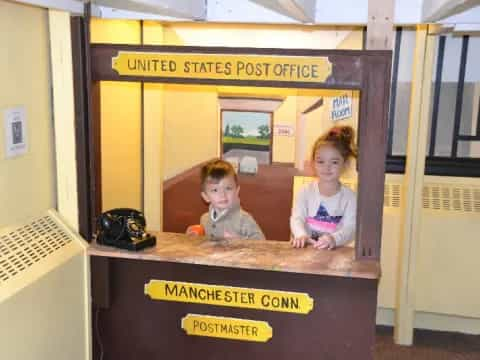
70;15;392;360
75;39;391;261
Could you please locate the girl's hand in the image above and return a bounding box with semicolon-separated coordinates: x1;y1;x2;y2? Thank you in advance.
291;235;315;248
313;234;336;250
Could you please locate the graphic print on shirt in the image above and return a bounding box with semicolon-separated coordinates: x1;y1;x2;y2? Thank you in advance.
306;204;342;240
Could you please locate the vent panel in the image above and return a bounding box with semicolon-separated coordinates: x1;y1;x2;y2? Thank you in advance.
384;183;402;208
422;184;480;213
0;215;72;284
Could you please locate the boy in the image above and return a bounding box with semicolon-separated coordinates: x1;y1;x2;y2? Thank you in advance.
187;159;265;240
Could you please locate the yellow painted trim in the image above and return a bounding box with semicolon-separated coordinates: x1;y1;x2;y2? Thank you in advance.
142;22;164;231
395;25;436;345
181;314;272;342
145;280;314;314
112;52;332;83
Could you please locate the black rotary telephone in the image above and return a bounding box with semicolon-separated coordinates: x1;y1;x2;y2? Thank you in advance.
96;208;156;251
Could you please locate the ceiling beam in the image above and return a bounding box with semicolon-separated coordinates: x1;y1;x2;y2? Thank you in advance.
422;0;480;22
366;0;394;49
92;0;206;20
11;0;83;13
249;0;316;23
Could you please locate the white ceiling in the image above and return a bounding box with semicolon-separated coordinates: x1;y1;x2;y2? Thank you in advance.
11;0;480;33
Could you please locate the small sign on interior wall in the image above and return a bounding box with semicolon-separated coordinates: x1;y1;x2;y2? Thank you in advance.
330;93;352;122
274;124;295;137
4;106;28;158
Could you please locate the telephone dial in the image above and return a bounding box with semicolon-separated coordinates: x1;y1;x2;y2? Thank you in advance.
96;208;156;251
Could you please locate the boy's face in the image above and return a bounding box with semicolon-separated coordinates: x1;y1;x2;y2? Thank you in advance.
201;175;240;211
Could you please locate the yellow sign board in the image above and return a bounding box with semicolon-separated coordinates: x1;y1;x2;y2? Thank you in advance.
181;314;272;342
112;52;332;83
144;280;314;314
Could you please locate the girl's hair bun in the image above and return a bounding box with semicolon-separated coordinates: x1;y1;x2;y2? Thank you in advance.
312;125;357;161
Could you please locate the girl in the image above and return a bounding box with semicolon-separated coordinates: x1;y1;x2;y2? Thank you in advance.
290;125;357;250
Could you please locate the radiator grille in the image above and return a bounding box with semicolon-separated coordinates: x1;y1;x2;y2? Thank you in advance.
0;215;72;283
384;183;402;208
422;184;480;213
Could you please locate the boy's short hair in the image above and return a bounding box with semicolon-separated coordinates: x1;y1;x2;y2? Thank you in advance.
201;159;238;189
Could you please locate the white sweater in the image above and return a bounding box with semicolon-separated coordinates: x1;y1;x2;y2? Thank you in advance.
290;181;357;247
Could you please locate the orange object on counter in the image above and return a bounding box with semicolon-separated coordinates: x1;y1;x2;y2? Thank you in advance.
188;224;205;236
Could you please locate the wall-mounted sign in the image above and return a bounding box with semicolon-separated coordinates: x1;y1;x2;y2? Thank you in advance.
330;93;352;122
3;106;27;159
113;52;332;83
274;124;295;137
181;314;272;342
145;280;314;314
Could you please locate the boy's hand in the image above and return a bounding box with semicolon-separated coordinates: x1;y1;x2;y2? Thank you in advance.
291;235;316;248
313;234;336;250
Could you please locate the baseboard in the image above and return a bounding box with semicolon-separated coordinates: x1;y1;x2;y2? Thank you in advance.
271;162;295;167
376;307;480;335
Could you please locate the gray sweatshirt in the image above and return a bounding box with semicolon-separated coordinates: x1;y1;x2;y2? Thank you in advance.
200;202;265;241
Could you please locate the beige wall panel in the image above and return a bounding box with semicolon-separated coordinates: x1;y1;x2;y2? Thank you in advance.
48;10;79;231
100;81;142;210
0;254;88;360
89;19;142;211
377;207;403;308
272;97;296;163
163;85;218;180
90;18;141;44
163;23;356;49
336;29;363;50
0;1;55;227
416;212;480;317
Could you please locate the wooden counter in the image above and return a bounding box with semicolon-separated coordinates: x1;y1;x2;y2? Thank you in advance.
89;232;380;360
88;232;380;279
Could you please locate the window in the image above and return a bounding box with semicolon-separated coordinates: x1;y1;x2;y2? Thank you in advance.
386;29;480;177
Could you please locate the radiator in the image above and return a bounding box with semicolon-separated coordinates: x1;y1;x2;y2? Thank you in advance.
0;209;90;360
294;174;480;321
379;175;480;321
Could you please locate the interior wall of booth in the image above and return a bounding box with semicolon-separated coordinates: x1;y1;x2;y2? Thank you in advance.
91;19;362;215
161;23;363;178
90;19;143;211
0;1;55;228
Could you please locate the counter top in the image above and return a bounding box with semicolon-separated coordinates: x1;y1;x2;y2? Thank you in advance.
88;232;380;279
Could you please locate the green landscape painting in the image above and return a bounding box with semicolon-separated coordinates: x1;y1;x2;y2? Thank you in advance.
222;111;271;164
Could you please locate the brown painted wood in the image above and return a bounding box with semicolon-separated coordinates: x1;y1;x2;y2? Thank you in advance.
90;44;367;88
91;82;102;220
84;3;102;238
84;44;392;261
163;158;217;191
356;55;391;259
90;255;378;360
90;256;110;308
163;163;300;241
71;17;91;239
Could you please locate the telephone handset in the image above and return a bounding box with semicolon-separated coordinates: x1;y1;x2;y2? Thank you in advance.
96;208;156;251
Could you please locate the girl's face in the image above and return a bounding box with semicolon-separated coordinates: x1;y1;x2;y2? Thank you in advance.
313;145;346;183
